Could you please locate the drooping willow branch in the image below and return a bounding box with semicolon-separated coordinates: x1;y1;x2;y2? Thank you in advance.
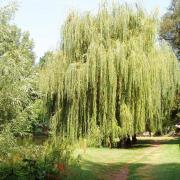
39;3;180;144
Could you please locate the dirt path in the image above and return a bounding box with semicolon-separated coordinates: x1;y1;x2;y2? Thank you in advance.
106;141;161;180
135;143;161;180
108;165;129;180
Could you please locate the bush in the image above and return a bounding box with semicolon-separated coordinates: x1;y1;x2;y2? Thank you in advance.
0;135;77;179
0;126;16;161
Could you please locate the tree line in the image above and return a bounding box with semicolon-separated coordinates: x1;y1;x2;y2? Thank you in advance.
0;0;179;147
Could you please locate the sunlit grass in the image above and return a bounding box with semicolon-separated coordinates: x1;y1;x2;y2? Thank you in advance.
70;137;180;180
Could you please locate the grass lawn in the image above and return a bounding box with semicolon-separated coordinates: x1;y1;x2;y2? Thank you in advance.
68;136;180;180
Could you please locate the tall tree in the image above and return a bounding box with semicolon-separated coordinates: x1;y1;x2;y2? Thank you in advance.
39;4;180;145
0;2;35;134
160;0;180;126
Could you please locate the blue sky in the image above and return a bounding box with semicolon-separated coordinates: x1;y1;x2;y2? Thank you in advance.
13;0;171;61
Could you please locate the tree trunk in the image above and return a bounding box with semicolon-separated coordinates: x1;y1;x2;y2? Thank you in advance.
126;135;131;148
132;134;137;144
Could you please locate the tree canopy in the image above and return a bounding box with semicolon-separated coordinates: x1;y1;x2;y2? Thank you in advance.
0;2;36;135
160;0;180;59
39;4;180;145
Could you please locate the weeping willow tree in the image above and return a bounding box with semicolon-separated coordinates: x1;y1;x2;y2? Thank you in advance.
39;3;180;145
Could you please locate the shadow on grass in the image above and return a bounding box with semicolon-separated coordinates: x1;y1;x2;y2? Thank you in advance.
131;144;152;149
114;137;180;150
66;160;125;180
137;137;180;146
67;161;180;180
128;162;180;180
67;138;180;180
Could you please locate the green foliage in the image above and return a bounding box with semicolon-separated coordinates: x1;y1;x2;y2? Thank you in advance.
87;126;102;147
0;1;17;24
160;0;180;128
0;137;76;179
43;138;74;165
120;103;133;136
160;0;180;59
0;1;37;136
39;51;53;68
10;112;32;136
39;3;180;145
171;94;180;123
0;126;16;160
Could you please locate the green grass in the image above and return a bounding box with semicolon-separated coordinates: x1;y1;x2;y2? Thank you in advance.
67;137;180;180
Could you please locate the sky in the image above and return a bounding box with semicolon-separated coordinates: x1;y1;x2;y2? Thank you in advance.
11;0;171;61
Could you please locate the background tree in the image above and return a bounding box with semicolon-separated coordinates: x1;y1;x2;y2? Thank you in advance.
0;2;36;135
160;0;180;126
160;0;180;59
39;51;53;68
